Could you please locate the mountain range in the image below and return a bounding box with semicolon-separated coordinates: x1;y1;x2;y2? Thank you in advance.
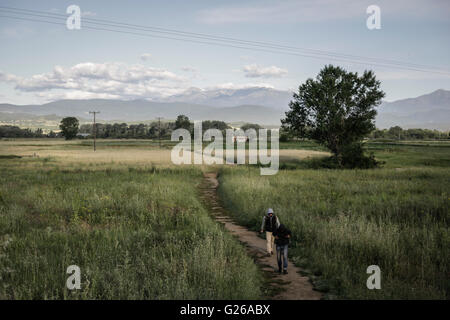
377;89;450;130
0;88;449;129
0;100;284;125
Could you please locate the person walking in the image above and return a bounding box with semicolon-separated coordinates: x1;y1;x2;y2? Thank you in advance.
273;224;292;274
260;208;280;257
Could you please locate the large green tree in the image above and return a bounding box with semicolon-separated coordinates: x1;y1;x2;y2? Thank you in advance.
59;117;79;140
282;65;385;167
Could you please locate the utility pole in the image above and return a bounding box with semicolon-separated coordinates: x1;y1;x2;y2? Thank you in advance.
89;111;100;151
156;117;163;148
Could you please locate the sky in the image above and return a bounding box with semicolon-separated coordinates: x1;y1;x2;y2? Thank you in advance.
0;0;449;105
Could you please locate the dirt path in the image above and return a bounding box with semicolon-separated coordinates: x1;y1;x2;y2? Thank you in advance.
200;172;322;300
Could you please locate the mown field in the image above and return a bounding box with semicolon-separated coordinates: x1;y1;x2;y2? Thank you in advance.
0;138;448;299
218;141;450;299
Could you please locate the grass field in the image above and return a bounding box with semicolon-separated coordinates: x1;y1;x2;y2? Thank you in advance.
217;141;450;299
0;138;448;299
0;149;261;299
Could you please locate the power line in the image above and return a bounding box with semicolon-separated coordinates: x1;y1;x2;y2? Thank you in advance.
1;7;449;75
3;14;446;76
1;5;448;72
1;10;447;75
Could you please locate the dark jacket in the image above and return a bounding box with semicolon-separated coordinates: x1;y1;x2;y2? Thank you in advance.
273;224;292;246
261;215;280;232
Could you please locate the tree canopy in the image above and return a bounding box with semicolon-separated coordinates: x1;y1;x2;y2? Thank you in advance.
59;117;79;140
282;65;385;167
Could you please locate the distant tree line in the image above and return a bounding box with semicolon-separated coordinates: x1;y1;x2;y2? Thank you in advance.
0;125;57;138
77;115;231;139
369;126;449;140
0;115;233;139
79;122;166;139
3;113;447;142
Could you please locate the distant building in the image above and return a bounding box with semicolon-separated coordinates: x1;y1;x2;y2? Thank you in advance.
76;133;90;138
233;135;248;143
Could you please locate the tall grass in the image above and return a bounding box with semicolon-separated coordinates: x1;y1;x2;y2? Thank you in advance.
218;166;449;299
0;161;261;299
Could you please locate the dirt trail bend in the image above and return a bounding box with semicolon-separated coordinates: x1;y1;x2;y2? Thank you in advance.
200;172;322;300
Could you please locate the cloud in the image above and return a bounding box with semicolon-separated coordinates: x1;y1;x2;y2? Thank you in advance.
35;90;122;101
0;62;283;103
0;62;189;101
140;53;152;61
13;62;185;92
0;61;292;103
0;72;20;83
242;64;288;78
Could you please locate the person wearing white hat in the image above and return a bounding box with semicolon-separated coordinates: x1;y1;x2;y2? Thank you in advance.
260;208;280;257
